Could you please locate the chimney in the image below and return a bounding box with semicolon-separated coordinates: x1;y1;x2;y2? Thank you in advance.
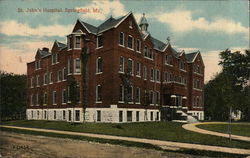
42;47;49;52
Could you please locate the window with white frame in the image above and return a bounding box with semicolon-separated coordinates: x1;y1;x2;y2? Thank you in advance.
43;92;47;105
57;70;62;82
36;93;39;106
36;75;40;87
96;85;102;102
43;73;48;85
35;60;41;70
135;87;140;103
156;69;160;82
136;62;141;77
179;60;185;70
63;67;67;80
97;34;103;48
74;58;81;74
75;36;81;48
148;49;153;59
68;59;73;74
144;46;148;57
150;91;154;104
156;91;160;105
63;110;66;120
119;32;124;46
30;77;34;88
52;53;58;65
128;59;133;75
129;20;133;29
127;35;133;49
54;110;56;119
128;85;133;103
119;56;124;73
75;110;80;121
164;72;167;82
169;73;173;81
119;85;124;102
49;72;53;84
96;57;103;74
30;95;33;106
136;39;141;52
165;55;173;65
62;89;67;104
67;36;73;49
143;66;147;80
76;83;80;102
52;91;57;105
150;68;154;81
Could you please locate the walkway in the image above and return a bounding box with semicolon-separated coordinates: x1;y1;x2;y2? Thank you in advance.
1;125;250;155
182;122;250;142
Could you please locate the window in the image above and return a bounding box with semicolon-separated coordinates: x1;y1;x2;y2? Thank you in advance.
43;93;47;105
75;36;81;48
63;67;67;80
127;111;132;122
196;96;199;107
166;55;173;65
156;91;160;105
119;85;124;102
30;77;34;88
129;20;133;29
36;75;40;87
57;70;62;82
135;87;140;103
52;54;58;64
62;89;67;104
68;59;73;74
193;96;196;107
169;73;173;81
127;35;133;49
119;111;123;122
96;85;102;102
136;111;139;121
76;84;80;102
96;57;103;73
54;110;56;120
164;72;167;82
97;110;101;121
53;91;57;105
43;73;48;85
143;66;147;80
68;110;72;121
150;91;154;104
136;39;141;52
179;60;185;70
49;72;53;84
75;58;81;74
75;110;80;121
37;111;39;119
144;46;148;57
156;69;160;82
30;95;33;106
119;56;124;73
128;59;133;75
44;111;47;119
150;68;154;81
67;36;73;49
149;49;153;59
97;34;103;48
128;85;133;103
150;112;153;121
136;62;141;77
119;32;124;46
63;110;66;120
36;93;39;106
35;60;41;70
156;112;159;121
31;111;33;118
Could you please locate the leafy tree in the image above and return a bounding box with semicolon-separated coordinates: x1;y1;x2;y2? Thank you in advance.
0;71;27;120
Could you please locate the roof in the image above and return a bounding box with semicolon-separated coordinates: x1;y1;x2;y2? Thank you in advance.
150;36;167;51
37;49;50;57
185;52;199;62
139;13;148;26
55;40;66;48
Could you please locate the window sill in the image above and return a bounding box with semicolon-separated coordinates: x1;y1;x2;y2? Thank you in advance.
136;51;141;53
135;102;141;105
118;44;125;47
136;75;141;78
118;101;124;103
144;57;153;61
62;103;67;105
96;72;103;75
96;101;102;104
165;63;173;67
128;102;134;104
180;69;187;72
96;46;103;50
74;48;81;50
127;47;134;51
53;104;57;105
118;71;125;74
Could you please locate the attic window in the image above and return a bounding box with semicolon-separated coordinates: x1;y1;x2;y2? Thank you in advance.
75;36;81;48
97;34;103;48
129;20;133;29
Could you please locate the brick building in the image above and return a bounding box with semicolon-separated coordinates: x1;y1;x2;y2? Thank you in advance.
26;12;204;123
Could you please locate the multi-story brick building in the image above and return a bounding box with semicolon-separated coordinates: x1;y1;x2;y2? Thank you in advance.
26;12;204;123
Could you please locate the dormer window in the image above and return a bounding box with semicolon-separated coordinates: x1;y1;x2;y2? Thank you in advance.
35;60;41;70
52;53;58;65
97;34;103;48
165;55;173;65
67;36;73;49
179;60;185;70
129;20;133;29
75;36;81;48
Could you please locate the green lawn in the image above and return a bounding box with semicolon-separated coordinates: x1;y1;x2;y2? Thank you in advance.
1;120;250;149
197;123;250;137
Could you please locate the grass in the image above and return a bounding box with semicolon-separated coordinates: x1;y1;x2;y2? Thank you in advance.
1;120;250;149
197;123;250;137
0;127;247;158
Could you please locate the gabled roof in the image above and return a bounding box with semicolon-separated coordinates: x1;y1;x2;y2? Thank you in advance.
185;51;200;63
78;20;98;34
55;40;66;48
37;49;50;58
150;36;167;51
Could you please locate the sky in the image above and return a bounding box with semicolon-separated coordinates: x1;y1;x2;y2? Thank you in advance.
0;0;249;82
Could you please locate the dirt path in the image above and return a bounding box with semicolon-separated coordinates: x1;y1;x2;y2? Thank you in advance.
182;122;250;142
1;125;250;155
0;132;209;158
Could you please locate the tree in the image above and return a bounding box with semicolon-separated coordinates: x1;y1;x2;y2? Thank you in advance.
0;71;27;120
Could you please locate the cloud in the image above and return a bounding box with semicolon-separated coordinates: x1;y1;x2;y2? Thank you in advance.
0;41;51;74
77;0;127;20
153;9;249;36
0;20;72;37
201;50;222;82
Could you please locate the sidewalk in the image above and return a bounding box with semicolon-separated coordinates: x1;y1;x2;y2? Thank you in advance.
1;125;250;155
182;122;250;142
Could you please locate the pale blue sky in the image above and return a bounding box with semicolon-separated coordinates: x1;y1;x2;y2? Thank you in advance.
0;0;249;81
